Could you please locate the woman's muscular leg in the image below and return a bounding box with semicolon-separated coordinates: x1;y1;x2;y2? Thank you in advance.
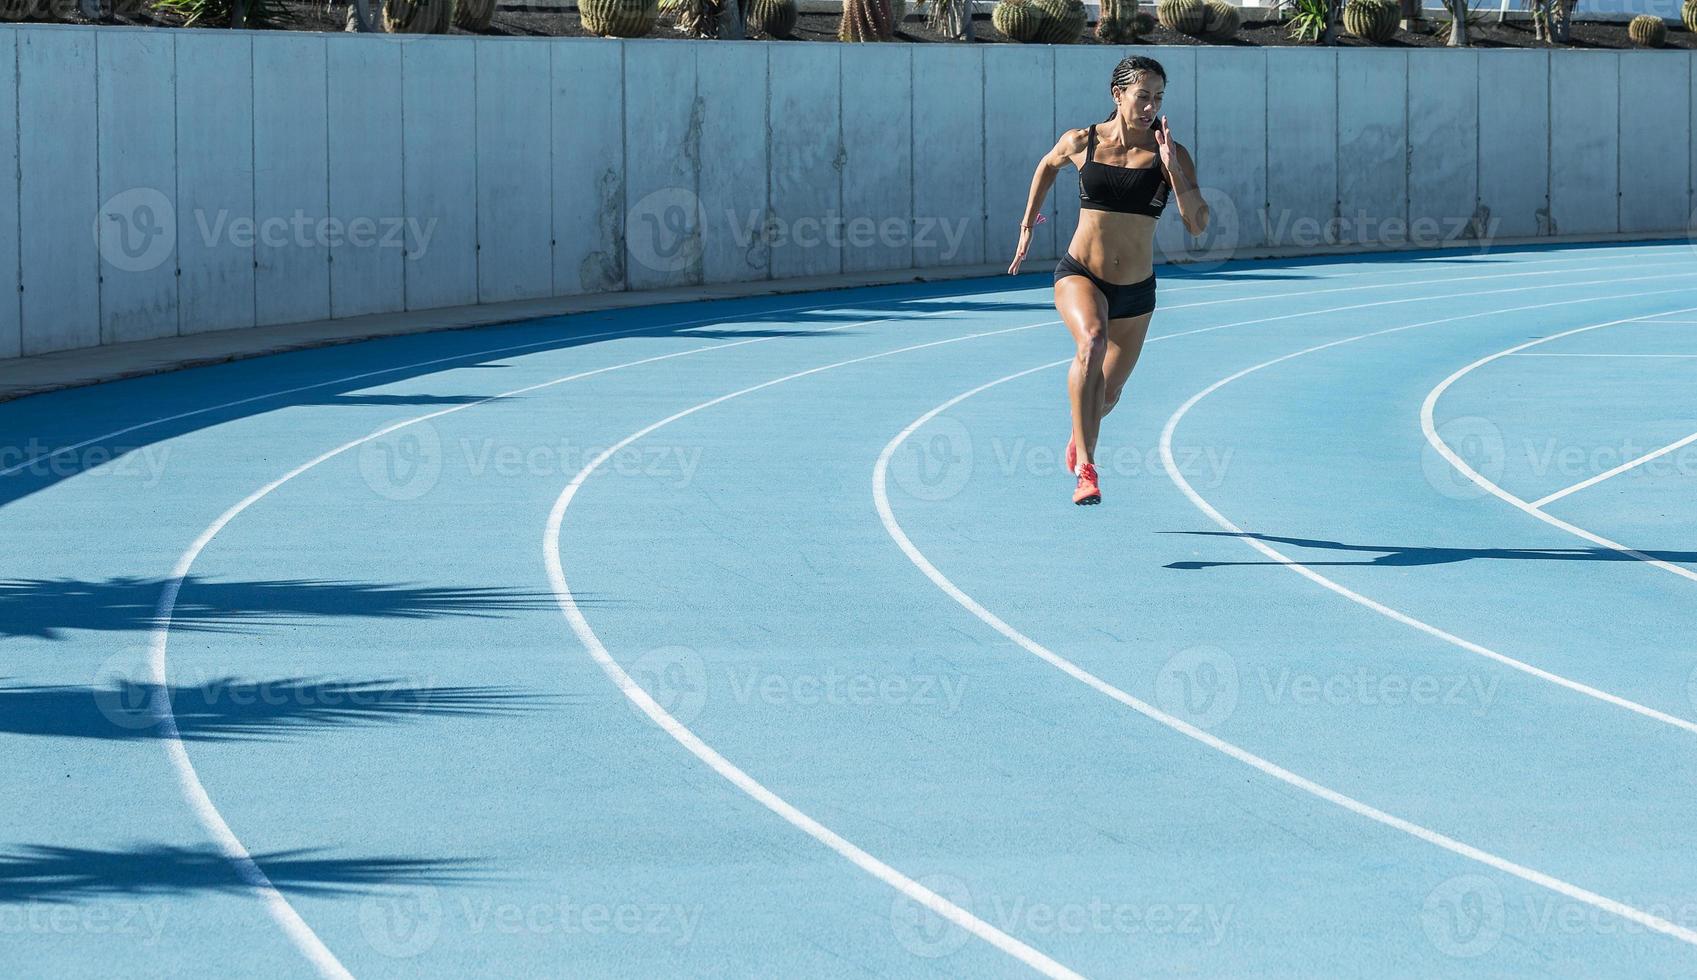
1100;312;1154;418
1056;276;1110;468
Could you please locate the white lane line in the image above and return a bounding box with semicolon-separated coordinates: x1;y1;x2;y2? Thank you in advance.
873;375;1697;955
1531;430;1697;508
1147;255;1697;313
9;249;1682;485
1421;308;1697;585
0;298;851;478
1508;352;1697;358
45;250;1695;974
1156;289;1697;735
544;320;1085;980
67;255;1652;974
1148;244;1686;296
141;304;977;979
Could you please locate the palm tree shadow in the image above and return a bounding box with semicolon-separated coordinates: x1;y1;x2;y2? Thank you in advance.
0;575;592;641
0;843;490;903
1161;531;1697;570
0;677;562;742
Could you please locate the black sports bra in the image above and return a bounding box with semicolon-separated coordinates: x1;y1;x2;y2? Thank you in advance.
1078;124;1169;218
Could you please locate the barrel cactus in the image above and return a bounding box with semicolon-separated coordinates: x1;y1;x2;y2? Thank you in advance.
385;0;453;32
1200;0;1237;37
1341;0;1396;40
1683;0;1696;33
582;0;656;34
1627;13;1665;45
455;0;495;29
1032;0;1086;40
746;0;796;33
993;0;1043;37
1156;0;1204;33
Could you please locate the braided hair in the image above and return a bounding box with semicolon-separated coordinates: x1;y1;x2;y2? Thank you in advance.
1101;55;1167;124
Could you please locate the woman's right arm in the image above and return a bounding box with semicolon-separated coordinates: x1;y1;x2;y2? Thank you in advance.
1009;129;1087;275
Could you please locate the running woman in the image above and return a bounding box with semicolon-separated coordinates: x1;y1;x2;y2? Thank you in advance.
1008;55;1209;505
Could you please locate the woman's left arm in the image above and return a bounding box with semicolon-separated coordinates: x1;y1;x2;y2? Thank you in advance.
1155;116;1209;237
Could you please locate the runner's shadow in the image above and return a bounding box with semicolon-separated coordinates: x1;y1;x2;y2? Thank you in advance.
0;843;488;902
1160;531;1697;570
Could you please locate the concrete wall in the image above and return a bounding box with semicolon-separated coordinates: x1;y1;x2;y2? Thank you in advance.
4;25;1697;360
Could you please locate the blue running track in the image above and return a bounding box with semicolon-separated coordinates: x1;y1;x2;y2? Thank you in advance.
4;241;1697;978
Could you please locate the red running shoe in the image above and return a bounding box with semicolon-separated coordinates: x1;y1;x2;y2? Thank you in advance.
1073;463;1101;505
1065;436;1077;476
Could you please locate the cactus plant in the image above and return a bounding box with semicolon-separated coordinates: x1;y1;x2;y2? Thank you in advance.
385;0;453;31
1627;13;1665;45
1200;0;1237;37
1156;0;1204;33
1683;0;1696;33
659;0;721;36
582;0;656;34
1096;0;1154;39
993;0;1043;37
455;0;495;29
745;0;796;33
839;0;894;39
1341;0;1396;40
1032;0;1085;40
